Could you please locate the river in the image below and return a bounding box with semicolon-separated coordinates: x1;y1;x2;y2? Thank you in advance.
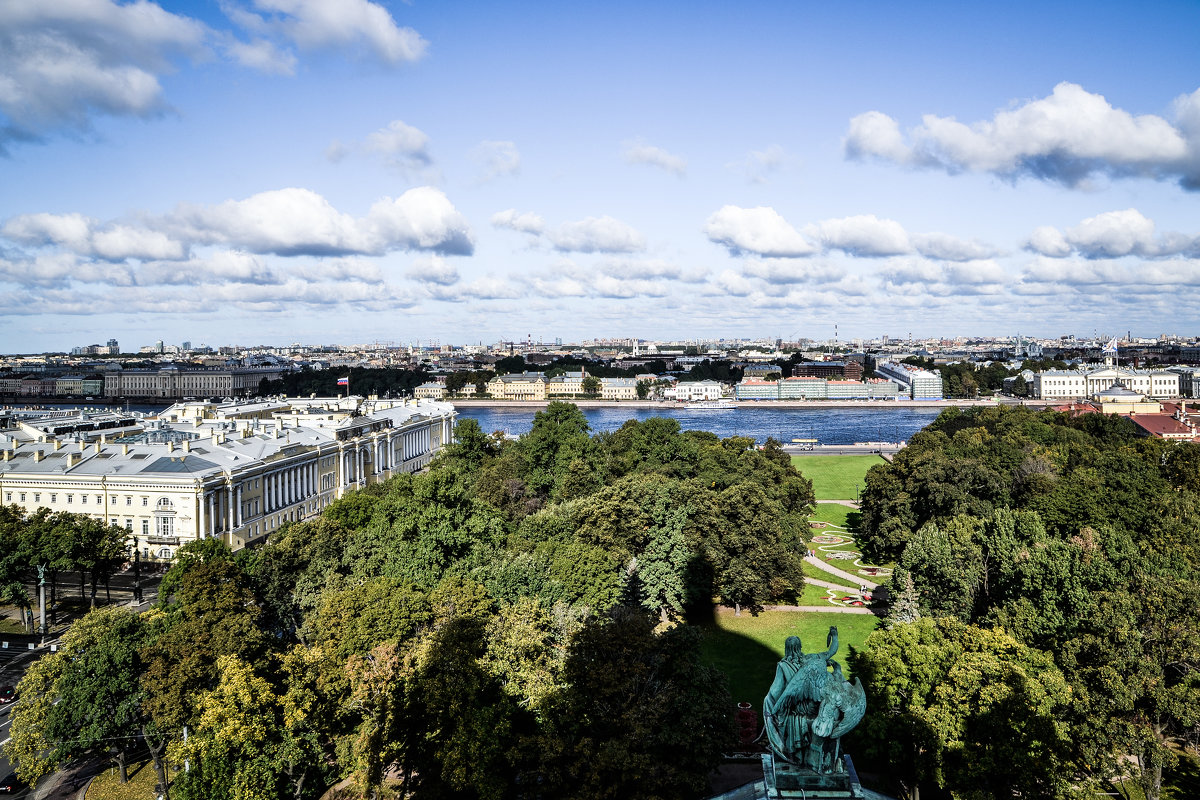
4;401;948;446
456;405;945;445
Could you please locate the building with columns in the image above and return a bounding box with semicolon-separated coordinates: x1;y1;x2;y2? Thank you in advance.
0;396;455;559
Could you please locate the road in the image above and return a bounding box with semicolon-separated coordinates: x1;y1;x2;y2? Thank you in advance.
0;569;161;798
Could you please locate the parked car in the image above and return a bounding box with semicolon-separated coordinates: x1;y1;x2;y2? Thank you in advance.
0;685;15;705
0;772;27;794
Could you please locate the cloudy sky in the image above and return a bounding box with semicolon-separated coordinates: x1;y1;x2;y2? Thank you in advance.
2;0;1199;353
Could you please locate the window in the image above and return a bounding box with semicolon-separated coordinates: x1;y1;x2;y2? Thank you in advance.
141;497;148;506
141;520;149;536
159;548;172;559
110;518;117;526
67;494;73;503
156;515;174;537
50;494;56;502
33;493;40;503
3;493;9;502
19;493;25;502
126;496;132;505
81;494;87;504
125;519;133;530
110;495;117;504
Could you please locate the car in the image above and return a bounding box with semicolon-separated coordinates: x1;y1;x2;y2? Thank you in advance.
0;685;15;705
0;772;27;794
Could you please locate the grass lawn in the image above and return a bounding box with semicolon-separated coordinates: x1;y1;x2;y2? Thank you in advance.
699;609;880;705
801;560;860;589
85;758;175;800
792;455;884;501
808;503;854;528
797;583;864;606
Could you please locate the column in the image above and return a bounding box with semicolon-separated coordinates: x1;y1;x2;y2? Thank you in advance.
199;490;207;539
226;484;235;531
235;484;243;527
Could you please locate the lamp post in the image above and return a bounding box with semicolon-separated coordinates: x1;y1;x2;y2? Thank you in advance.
132;536;143;604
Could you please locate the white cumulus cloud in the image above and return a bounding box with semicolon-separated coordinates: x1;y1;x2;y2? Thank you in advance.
805;215;911;257
845;82;1200;190
548;216;645;254
0;0;207;146
166;186;473;257
491;209;546;236
240;0;427;64
405;255;460;286
704;206;815;258
1027;208;1199;259
363;120;431;169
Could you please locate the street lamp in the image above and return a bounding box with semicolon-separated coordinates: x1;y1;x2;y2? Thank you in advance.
131;536;143;604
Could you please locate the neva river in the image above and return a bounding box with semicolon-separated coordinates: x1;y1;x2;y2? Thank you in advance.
456;405;946;445
6;401;949;446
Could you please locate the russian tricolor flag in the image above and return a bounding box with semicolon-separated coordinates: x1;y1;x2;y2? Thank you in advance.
337;377;350;386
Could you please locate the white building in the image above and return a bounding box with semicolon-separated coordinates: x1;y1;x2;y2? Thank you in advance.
874;361;943;400
1033;367;1181;401
670;380;726;401
0;397;455;559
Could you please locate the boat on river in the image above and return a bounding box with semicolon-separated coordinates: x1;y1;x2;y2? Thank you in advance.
685;399;737;410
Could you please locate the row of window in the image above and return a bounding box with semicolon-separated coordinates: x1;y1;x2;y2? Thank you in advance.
5;491;156;507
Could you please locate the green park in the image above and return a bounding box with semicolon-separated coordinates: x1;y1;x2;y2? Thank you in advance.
2;403;1199;800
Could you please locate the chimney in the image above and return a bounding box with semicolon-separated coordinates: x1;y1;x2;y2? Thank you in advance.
34;450;43;462
2;450;10;461
79;440;87;452
54;440;62;451
167;440;174;452
94;441;101;453
183;439;191;453
122;444;130;455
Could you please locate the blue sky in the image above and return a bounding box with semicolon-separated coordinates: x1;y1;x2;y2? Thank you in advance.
2;0;1199;353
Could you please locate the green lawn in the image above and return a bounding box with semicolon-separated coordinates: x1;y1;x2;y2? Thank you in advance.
699;609;880;705
792;455;884;500
808;502;854;527
801;559;860;589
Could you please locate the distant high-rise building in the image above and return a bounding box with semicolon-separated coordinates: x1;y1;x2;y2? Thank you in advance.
155;340;164;353
182;341;191;351
107;338;119;354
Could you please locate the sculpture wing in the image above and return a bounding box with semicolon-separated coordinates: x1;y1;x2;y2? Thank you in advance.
828;678;867;738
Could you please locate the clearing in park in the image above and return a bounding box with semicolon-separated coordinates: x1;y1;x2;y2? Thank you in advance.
790;454;884;501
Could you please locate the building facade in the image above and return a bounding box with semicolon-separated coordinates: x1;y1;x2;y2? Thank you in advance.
486;372;548;400
874;362;943;400
1033;367;1182;400
0;397;455;559
103;366;285;400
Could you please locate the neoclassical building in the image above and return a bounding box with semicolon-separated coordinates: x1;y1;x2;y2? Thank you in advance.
0;396;455;558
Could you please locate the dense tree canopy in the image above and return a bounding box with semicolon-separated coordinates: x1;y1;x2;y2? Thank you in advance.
858;405;1200;800
6;402;816;799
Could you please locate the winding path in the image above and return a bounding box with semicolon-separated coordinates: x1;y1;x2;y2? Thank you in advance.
804;500;891;593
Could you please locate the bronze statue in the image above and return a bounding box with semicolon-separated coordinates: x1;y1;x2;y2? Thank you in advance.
762;626;866;772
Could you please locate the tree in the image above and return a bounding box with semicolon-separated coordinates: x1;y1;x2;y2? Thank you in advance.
46;608;149;782
171;654;327;800
535;611;732;800
635;379;650;400
849;618;1075;800
581;375;601;396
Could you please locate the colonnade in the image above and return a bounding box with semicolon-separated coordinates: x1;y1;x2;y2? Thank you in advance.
199;419;447;538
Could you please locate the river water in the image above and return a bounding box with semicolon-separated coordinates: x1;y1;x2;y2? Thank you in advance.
456;405;946;445
4;402;948;446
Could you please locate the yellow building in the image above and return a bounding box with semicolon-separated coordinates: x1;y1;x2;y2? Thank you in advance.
487;372;548;400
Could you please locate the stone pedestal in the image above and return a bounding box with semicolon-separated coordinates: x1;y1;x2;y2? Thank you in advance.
760;753;862;799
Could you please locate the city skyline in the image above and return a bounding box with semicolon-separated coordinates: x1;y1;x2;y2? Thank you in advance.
2;0;1199;352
